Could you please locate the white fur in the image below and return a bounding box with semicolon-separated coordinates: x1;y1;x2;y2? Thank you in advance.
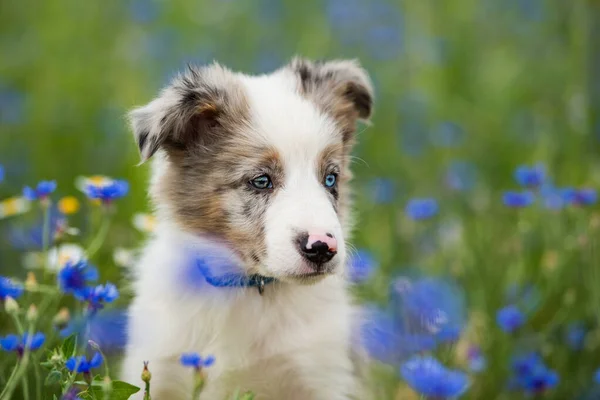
122;70;361;399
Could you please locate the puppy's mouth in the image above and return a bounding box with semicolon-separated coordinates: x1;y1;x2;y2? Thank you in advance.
277;263;337;284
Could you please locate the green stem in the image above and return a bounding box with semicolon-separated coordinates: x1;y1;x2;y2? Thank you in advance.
1;295;56;400
144;381;151;400
85;212;113;259
33;359;42;400
41;203;51;280
21;373;30;400
10;313;25;335
89;383;98;400
62;358;85;395
0;360;21;400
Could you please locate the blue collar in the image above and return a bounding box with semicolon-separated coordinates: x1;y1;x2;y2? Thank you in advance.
203;272;275;295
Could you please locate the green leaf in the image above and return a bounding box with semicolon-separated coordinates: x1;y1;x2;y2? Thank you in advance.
74;380;104;387
40;361;55;369
86;380;140;400
239;392;255;400
61;334;78;358
45;370;62;386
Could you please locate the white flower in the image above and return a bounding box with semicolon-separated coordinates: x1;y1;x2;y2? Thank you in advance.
113;247;136;268
47;244;86;271
132;213;156;233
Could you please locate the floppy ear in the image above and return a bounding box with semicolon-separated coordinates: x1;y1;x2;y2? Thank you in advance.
128;63;248;163
287;57;374;139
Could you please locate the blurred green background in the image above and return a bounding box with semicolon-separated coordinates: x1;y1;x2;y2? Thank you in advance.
2;0;600;398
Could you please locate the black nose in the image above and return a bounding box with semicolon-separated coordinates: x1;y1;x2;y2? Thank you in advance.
296;233;337;266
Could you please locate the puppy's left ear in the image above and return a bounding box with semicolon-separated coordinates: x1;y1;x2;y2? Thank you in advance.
287;57;374;139
127;63;247;163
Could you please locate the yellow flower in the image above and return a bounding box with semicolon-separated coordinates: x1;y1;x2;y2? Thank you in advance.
58;196;80;215
133;213;157;233
0;196;31;219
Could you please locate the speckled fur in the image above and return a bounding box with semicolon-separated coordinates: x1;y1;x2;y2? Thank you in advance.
122;57;374;399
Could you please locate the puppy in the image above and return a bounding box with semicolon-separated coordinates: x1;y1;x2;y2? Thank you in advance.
121;57;374;400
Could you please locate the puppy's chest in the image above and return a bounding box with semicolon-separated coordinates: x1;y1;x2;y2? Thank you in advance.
197;288;353;364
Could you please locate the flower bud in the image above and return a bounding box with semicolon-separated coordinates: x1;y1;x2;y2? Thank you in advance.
25;272;38;290
103;376;112;394
53;307;70;329
26;304;38;322
141;361;152;384
4;296;19;314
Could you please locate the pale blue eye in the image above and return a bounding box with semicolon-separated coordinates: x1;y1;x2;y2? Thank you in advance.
324;174;337;188
250;175;273;190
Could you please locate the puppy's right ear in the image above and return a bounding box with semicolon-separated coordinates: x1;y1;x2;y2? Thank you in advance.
128;63;247;163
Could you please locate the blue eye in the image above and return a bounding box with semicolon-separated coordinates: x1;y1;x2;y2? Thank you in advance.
324;173;337;188
250;174;273;190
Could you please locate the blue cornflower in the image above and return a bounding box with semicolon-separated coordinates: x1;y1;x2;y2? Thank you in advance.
180;353;215;370
59;309;127;352
431;121;465;148
505;283;541;314
502;191;535;208
369;178;395;204
75;283;119;312
66;353;103;374
0;276;23;300
348;250;378;283
358;305;436;365
445;161;477;192
1;332;45;356
496;305;525;333
58;261;98;295
594;369;600;384
400;356;469;398
0;164;4;183
514;164;545;188
565;322;587;351
23;180;57;200
573;188;597;206
510;353;558;394
84;180;129;203
541;186;572;210
405;198;438;220
393;277;466;343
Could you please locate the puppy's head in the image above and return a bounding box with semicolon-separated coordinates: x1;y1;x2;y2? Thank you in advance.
129;57;373;284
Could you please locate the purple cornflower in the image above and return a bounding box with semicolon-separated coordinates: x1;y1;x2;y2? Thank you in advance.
61;387;83;400
509;353;558;394
572;188;597;206
467;345;487;372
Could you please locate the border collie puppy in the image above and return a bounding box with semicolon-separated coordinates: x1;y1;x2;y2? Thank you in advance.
121;57;374;399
